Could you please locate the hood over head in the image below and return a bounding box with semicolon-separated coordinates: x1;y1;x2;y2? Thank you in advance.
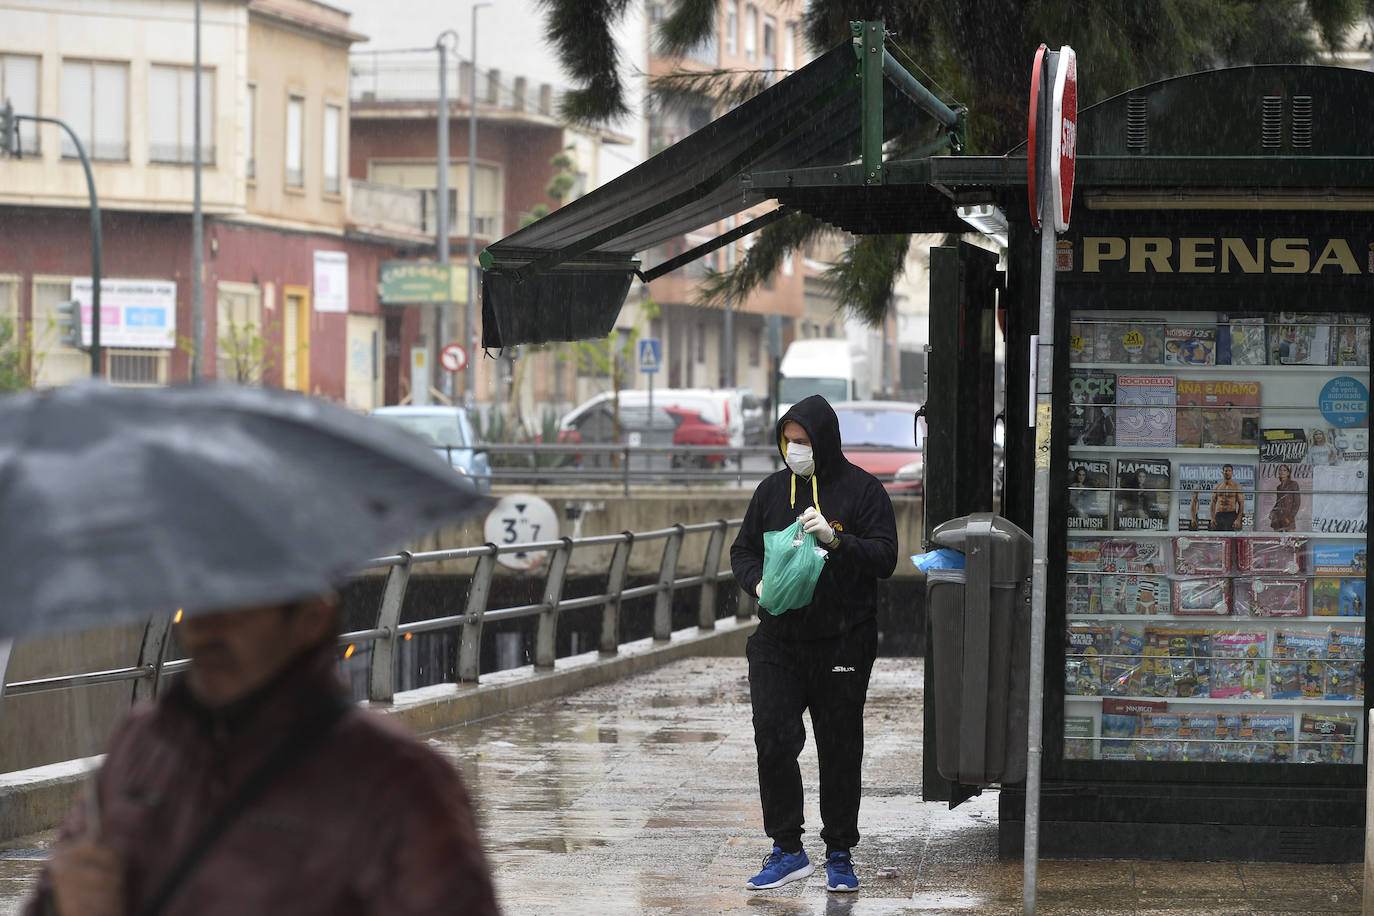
776;394;845;478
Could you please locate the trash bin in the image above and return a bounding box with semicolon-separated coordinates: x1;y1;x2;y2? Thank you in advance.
926;512;1032;786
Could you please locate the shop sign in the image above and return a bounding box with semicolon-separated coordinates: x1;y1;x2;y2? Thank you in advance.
1078;235;1364;276
379;261;469;305
1319;376;1369;427
70;278;176;349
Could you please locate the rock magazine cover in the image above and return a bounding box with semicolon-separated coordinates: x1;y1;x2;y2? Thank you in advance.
1068;368;1116;446
1067;457;1112;530
1114;458;1171;531
1116;374;1176;447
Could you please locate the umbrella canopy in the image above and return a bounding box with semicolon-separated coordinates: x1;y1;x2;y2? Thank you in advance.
0;382;488;641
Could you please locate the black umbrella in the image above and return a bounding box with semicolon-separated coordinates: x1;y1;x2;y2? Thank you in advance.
0;381;488;641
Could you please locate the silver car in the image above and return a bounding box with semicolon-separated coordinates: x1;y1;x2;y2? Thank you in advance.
369;405;491;493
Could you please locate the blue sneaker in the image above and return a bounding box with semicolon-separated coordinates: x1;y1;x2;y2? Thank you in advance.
746;847;813;889
825;850;858;892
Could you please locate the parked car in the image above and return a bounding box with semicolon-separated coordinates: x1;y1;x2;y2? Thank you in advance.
832;400;925;494
369;405;491;492
560;387;764;449
662;406;729;468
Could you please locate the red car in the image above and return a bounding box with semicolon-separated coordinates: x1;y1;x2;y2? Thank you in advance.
663;406;729;468
833;401;925;493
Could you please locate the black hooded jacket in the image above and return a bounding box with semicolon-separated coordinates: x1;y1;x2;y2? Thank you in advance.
730;395;898;640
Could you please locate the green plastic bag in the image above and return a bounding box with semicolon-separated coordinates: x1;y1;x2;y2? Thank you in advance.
759;518;827;615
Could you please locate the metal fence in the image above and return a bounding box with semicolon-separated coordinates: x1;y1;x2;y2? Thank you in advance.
2;518;751;705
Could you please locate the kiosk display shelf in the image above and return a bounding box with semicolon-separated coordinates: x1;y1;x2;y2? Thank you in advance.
1062;309;1369;766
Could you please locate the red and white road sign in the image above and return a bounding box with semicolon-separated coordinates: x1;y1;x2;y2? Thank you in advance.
1049;46;1077;233
440;342;468;373
1027;44;1047;230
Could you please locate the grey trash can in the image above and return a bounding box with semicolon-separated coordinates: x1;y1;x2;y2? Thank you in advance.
926;512;1032;786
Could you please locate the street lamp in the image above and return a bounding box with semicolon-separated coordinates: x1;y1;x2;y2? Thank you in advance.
433;28;459;405
465;2;492;408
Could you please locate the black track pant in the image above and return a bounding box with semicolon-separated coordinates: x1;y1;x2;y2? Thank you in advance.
746;619;878;855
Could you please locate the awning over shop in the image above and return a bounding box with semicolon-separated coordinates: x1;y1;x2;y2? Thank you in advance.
479;25;968;348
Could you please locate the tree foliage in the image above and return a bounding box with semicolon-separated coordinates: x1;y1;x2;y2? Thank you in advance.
543;0;1368;326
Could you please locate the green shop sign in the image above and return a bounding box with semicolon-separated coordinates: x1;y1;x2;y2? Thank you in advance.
378;261;469;304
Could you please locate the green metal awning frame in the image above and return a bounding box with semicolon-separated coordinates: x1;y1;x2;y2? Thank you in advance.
478;21;968;348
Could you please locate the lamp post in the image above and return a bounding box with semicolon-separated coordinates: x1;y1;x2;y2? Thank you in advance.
191;0;203;380
465;2;491;408
433;28;459;405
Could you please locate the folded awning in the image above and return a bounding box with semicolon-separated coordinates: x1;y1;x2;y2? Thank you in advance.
479;29;966;348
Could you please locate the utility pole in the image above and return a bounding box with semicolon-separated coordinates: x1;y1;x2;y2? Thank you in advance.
432;29;458;406
191;0;204;380
466;3;491;407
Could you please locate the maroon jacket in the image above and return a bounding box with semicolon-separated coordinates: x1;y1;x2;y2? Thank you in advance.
25;643;501;916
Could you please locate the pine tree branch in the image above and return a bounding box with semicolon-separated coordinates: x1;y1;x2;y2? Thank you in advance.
821;234;911;328
692;211;830;308
539;0;632;125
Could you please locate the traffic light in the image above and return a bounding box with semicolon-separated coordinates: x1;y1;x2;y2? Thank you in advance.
56;300;83;348
0;100;15;157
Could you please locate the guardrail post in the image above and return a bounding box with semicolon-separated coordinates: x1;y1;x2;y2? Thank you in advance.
457;548;497;683
654;524;685;640
368;551;412;702
622;444;631;497
132;615;174;702
737;581;758;621
698;520;727;630
600;533;634;654
534;538;573;668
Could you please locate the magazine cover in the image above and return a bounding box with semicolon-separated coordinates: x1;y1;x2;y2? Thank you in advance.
1311;543;1367;617
1324;628;1364;701
1201;381;1261;448
1171;577;1231;616
1100;697;1167;759
1102;626;1145;695
1067;458;1112;530
1175;379;1205;447
1101;574;1169;615
1063;716;1096;760
1269;312;1335;366
1176;462;1255;532
1311;462;1368;535
1068;368;1116;446
1210;630;1267;699
1067;536;1103;571
1163;326;1217;366
1247;577;1307;617
1236;536;1307;575
1103;318;1165;364
1218;313;1268;366
1211;712;1245;762
1177;713;1217;762
1297;712;1358;764
1136;711;1183;761
1116;374;1176;447
1066;625;1114;695
1270;629;1326;699
1173;536;1233;575
1333;314;1371;367
1333;428;1370;465
1146;627;1212;698
1098;536;1169;573
1258;430;1313;533
1113;459;1171;530
1240;712;1295;763
1066;572;1102;615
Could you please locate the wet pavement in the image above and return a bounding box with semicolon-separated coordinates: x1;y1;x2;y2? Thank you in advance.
0;656;1365;914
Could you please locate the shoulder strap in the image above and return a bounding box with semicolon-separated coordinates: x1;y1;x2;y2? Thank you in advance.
136;695;349;916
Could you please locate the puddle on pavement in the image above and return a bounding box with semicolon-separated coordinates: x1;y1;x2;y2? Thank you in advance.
644;729;726;743
510;836;613;853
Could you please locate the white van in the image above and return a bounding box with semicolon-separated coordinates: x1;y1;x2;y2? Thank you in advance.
776;339;871;420
560;387;765;448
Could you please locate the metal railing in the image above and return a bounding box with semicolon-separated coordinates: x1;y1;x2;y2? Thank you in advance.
2;518;752;705
477;443;780;494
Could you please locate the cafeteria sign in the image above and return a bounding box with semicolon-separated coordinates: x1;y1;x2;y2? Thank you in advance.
379;261;468;305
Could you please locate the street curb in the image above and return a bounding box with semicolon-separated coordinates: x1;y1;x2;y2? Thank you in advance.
0;618;756;842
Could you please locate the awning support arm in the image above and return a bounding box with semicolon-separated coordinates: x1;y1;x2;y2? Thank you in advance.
637;207;790;283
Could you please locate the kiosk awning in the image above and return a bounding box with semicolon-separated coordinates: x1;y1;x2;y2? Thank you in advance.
479;30;966;348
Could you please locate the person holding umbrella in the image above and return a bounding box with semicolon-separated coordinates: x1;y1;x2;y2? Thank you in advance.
4;383;500;916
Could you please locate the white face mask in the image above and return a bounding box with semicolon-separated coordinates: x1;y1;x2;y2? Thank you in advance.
785;442;814;477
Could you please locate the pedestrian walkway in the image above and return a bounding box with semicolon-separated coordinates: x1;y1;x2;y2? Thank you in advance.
0;657;1364;914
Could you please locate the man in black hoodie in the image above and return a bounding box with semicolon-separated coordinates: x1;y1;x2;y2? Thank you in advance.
730;394;898;893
